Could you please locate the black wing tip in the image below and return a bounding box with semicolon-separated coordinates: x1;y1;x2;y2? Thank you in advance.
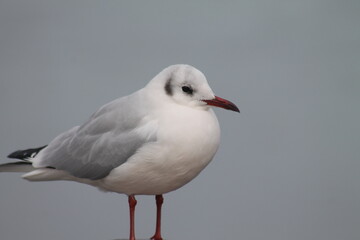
7;145;47;160
7;150;21;159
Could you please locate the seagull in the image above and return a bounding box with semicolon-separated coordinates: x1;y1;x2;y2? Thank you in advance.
0;64;239;240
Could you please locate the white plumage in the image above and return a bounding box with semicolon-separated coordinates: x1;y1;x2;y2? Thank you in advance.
1;64;239;240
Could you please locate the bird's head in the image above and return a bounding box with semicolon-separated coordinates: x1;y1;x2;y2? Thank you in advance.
147;64;239;113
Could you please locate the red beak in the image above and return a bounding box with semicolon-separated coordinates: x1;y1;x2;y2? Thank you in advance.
203;96;240;113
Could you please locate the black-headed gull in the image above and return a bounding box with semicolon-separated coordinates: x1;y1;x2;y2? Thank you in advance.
0;64;239;240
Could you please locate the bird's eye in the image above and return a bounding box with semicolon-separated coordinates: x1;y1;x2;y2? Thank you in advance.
182;86;193;95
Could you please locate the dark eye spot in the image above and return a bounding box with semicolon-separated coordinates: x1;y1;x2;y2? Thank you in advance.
164;78;173;96
182;86;193;95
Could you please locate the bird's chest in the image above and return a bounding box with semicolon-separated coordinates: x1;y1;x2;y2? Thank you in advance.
102;109;220;195
154;109;220;181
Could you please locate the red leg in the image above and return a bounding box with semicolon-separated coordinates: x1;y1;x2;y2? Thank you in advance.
128;195;137;240
151;194;164;240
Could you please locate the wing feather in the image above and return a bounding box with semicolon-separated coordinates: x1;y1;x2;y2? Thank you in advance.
33;91;157;180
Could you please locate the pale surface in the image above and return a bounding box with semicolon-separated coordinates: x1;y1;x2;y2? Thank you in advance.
0;1;359;240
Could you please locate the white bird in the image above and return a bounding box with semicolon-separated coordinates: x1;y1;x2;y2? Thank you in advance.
0;64;239;240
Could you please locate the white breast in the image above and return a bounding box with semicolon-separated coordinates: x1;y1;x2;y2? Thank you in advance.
100;107;220;195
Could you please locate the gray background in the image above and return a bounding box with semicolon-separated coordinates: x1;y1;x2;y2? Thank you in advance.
0;0;359;240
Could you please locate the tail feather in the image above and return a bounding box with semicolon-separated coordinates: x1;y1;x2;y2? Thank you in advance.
7;145;47;160
1;145;46;173
0;161;35;172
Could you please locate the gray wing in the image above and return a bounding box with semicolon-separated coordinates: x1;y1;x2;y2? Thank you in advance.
34;91;157;180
